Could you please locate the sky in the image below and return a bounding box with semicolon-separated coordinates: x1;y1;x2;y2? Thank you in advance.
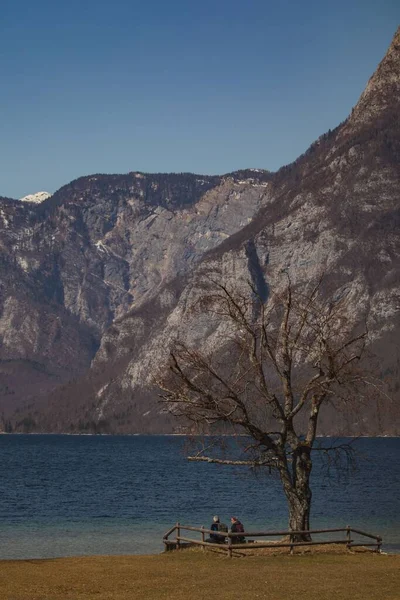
0;0;399;198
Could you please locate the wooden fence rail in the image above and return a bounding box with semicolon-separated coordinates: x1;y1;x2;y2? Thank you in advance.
163;523;382;557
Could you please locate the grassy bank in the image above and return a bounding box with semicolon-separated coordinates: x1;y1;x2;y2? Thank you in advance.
1;550;399;600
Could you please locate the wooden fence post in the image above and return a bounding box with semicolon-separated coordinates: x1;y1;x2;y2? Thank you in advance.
176;522;180;550
290;533;294;556
377;536;382;553
201;526;205;551
346;525;351;551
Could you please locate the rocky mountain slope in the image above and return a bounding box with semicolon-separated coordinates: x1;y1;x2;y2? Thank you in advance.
0;171;271;427
1;28;399;434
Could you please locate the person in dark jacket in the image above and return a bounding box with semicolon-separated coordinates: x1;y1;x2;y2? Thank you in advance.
205;515;226;544
230;516;245;543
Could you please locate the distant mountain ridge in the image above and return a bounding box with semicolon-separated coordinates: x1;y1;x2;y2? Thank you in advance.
0;28;399;435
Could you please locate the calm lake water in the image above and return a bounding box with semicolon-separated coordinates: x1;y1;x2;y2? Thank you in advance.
0;435;399;559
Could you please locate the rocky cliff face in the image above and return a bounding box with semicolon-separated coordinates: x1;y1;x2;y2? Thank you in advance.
0;171;271;425
1;28;399;434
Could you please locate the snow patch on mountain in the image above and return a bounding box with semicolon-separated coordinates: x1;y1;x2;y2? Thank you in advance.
20;191;51;204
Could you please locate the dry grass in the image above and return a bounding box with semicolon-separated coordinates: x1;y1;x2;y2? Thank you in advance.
0;549;399;600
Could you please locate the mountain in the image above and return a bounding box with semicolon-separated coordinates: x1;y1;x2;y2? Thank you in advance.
19;192;51;204
1;28;399;434
0;171;271;430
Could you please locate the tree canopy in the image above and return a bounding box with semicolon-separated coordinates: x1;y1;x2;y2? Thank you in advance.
158;275;376;537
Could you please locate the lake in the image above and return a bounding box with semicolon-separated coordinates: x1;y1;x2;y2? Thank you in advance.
0;435;399;559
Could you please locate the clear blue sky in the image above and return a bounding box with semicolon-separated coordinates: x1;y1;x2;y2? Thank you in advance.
0;0;398;198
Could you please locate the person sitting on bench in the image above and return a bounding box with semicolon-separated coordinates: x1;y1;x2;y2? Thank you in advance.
230;516;245;543
205;515;228;544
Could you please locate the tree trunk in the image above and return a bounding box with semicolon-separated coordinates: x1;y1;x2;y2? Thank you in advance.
280;445;312;541
287;492;311;541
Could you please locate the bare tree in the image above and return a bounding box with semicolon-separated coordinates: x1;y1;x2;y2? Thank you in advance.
158;276;371;540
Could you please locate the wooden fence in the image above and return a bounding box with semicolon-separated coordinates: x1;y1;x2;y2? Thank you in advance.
163;524;382;557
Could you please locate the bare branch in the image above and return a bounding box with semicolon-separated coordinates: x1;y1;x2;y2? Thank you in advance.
187;455;279;468
156;273;384;537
